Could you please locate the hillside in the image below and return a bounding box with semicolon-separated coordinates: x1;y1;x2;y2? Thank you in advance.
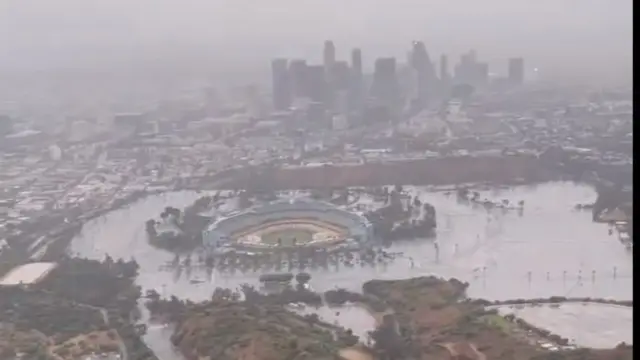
171;300;356;360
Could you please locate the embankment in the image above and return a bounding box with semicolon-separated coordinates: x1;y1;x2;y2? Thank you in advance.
222;154;554;190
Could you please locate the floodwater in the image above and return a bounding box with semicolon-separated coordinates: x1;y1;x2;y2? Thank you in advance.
289;304;377;342
497;303;633;348
68;182;633;355
138;302;184;360
143;323;183;360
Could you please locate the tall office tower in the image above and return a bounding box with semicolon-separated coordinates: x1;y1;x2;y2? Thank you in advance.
410;41;431;68
323;40;337;107
455;50;478;86
371;57;400;116
468;49;477;63
351;48;362;75
460;52;473;67
508;57;525;85
410;41;437;108
331;61;350;90
349;48;364;112
323;40;336;72
439;54;449;81
475;62;489;87
288;59;308;98
437;54;451;99
271;58;291;111
305;65;328;103
329;61;350;114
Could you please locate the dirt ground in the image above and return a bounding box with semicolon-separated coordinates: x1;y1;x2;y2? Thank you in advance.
339;347;375;360
49;330;121;360
173;301;350;360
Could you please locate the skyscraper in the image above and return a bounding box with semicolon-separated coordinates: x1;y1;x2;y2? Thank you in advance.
371;57;400;116
271;58;291;111
410;41;436;108
305;65;328;103
454;50;489;88
439;54;449;82
508;57;525;85
332;61;350;90
372;58;397;91
351;48;362;75
476;62;489;87
455;50;476;85
349;48;364;112
288;59;308;98
322;40;337;108
468;49;477;64
411;41;429;68
323;40;336;73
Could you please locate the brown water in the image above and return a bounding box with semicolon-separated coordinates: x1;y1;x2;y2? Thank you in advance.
68;182;633;355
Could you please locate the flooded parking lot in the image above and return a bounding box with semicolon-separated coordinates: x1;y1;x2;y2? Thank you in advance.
68;182;633;355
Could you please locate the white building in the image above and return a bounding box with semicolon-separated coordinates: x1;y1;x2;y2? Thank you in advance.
0;262;57;286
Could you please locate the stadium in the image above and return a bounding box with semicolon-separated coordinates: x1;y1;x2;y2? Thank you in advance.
202;198;373;253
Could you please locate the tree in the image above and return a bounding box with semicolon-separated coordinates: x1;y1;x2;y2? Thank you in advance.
103;254;114;267
146;289;160;301
369;319;407;360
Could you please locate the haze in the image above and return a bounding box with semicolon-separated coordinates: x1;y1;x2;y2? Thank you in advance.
0;0;632;84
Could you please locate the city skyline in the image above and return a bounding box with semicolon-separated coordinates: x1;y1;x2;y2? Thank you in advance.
271;39;526;113
0;0;631;85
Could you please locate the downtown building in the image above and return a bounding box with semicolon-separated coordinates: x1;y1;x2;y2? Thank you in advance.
410;41;438;109
370;57;401;120
508;57;525;86
453;50;489;90
271;58;292;111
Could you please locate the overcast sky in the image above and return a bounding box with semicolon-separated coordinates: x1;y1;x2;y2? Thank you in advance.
0;0;632;83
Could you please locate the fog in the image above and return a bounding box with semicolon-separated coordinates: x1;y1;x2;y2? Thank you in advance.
0;0;632;84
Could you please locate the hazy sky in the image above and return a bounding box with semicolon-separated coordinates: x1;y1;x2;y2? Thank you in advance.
0;0;632;83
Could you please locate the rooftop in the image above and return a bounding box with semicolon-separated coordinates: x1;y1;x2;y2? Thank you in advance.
0;262;57;286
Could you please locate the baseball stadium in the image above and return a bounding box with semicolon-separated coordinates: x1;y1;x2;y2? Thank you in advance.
202;198;373;253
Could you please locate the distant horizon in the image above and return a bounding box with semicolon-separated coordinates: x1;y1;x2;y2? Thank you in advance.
0;0;632;86
0;48;631;89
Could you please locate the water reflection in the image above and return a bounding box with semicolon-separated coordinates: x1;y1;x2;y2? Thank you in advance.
497;303;633;348
68;182;633;356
